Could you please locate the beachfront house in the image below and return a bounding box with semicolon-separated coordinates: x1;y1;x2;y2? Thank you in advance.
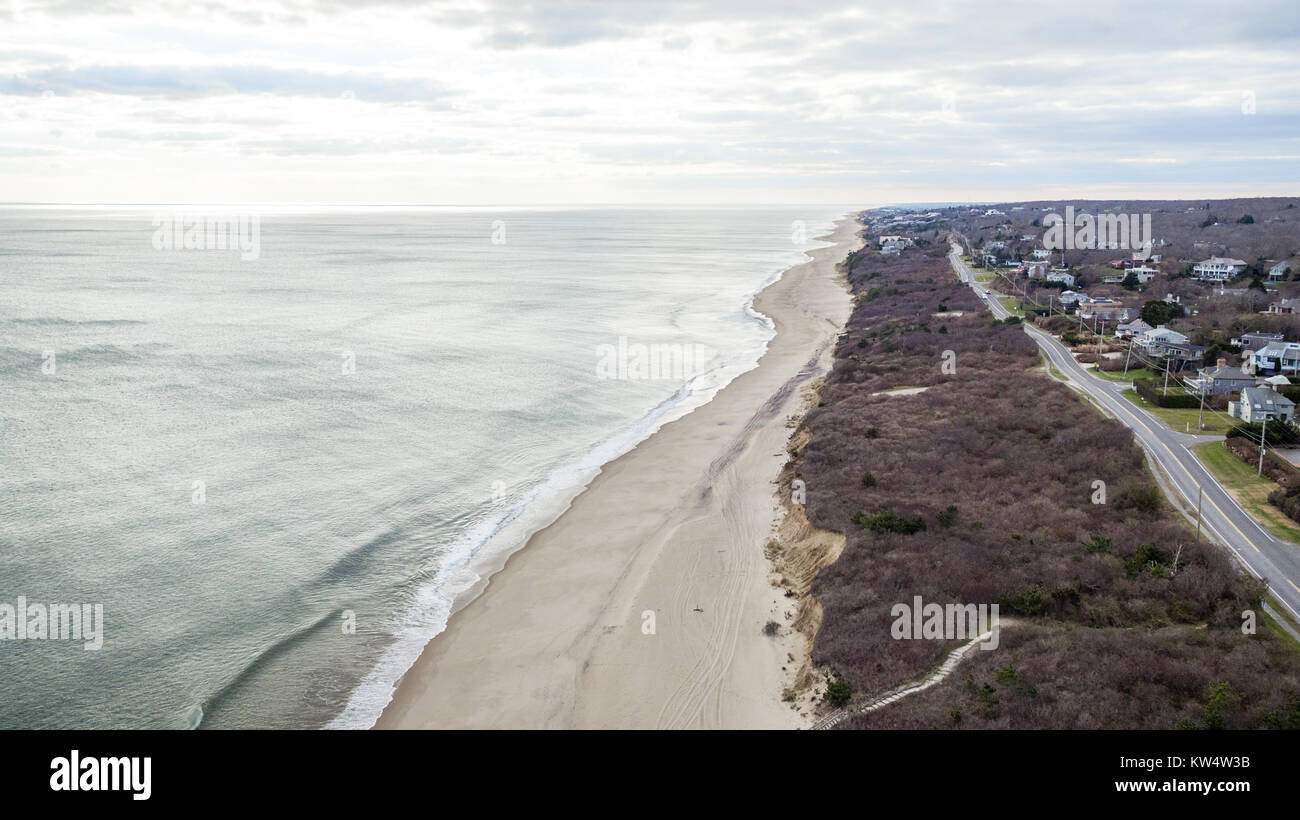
1135;325;1191;357
1229;387;1296;424
1231;331;1284;351
1162;342;1208;367
1116;318;1153;339
1184;359;1255;396
1192;257;1248;282
1245;341;1300;376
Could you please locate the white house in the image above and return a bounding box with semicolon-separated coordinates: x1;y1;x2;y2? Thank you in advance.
1135;325;1188;354
1045;271;1075;287
1025;260;1050;278
1229;387;1296;424
1031;248;1052;260
1269;259;1294;281
1245;341;1300;376
1058;290;1081;306
1192;257;1248;282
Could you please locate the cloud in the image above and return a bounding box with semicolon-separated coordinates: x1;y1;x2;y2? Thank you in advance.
0;64;455;101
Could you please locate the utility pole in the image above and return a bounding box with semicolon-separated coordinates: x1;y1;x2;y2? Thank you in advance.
1260;418;1268;476
1097;321;1105;358
1197;380;1206;431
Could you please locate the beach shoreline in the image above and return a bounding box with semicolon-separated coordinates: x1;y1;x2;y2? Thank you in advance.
374;215;861;729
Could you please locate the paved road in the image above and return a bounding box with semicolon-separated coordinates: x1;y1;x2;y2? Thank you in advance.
949;246;1300;623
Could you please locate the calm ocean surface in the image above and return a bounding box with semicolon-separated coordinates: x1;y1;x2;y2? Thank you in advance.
0;205;847;728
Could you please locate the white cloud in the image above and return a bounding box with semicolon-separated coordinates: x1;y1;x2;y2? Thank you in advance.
0;0;1297;203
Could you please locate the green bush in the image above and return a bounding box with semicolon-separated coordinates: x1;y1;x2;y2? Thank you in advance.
823;673;852;707
997;584;1048;616
1124;542;1171;579
852;509;926;534
1134;378;1200;409
936;504;958;527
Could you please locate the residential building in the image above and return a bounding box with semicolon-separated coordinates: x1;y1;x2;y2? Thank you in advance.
1266;298;1300;314
1230;331;1284;351
1057;290;1081;306
1192;257;1248;281
1135;325;1190;356
1116;318;1153;339
1162;342;1208;366
1031;248;1052;260
1045;271;1074;287
1025;260;1049;278
1229;387;1296;424
1268;259;1293;281
1246;341;1300;376
1184;359;1255;395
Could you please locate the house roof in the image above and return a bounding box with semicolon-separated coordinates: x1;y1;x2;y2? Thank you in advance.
1201;364;1251;381
1242;386;1296;410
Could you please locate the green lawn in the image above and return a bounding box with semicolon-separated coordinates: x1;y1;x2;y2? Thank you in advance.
1090;366;1159;382
1192;441;1300;544
998;296;1025;317
973;272;995;283
1120;388;1232;435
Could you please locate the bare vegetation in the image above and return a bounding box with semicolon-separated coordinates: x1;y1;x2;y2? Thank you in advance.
789;240;1300;729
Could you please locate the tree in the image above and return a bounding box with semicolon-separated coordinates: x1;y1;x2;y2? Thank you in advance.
1238;215;1255;224
1121;271;1140;291
1140;299;1180;326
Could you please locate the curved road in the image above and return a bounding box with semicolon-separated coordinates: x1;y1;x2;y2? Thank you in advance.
949;246;1300;623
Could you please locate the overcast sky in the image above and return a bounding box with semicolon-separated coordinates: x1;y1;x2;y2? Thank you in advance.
3;0;1298;205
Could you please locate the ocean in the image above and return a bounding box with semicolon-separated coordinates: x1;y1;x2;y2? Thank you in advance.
0;205;848;729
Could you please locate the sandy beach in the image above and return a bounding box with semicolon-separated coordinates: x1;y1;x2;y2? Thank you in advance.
375;216;860;730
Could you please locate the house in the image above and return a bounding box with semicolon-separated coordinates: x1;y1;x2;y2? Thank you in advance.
1268;260;1293;281
1162;342;1208;366
1229;387;1296;424
1231;331;1284;351
1091;306;1137;323
1135;325;1191;357
1077;296;1125;319
1184;359;1255;395
1266;298;1300;314
1025;260;1049;278
1260;374;1291;389
1031;248;1052;260
1045;271;1075;287
1057;290;1082;306
1245;341;1300;376
878;235;912;247
1116;318;1153;339
1192;257;1248;282
1128;266;1159;284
